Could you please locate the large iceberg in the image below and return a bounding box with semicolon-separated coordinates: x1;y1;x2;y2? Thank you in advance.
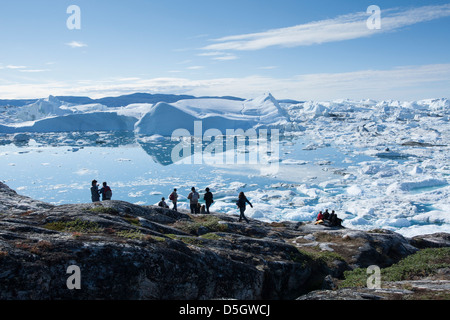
0;93;288;136
135;93;288;136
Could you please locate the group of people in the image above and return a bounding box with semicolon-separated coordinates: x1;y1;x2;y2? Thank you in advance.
90;180;112;202
90;179;253;223
315;209;342;227
158;187;214;214
90;180;343;227
158;187;253;223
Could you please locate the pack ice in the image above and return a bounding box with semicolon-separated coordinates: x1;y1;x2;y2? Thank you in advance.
0;93;448;237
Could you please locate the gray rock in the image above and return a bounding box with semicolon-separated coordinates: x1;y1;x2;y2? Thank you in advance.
0;183;448;300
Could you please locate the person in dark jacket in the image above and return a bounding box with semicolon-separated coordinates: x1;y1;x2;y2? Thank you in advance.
91;180;100;202
204;187;213;214
99;182;112;201
169;188;178;211
329;210;342;227
188;187;200;214
323;209;330;221
236;192;253;223
158;197;169;208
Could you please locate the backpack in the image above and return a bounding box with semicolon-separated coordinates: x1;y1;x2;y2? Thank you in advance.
191;192;199;202
169;193;174;201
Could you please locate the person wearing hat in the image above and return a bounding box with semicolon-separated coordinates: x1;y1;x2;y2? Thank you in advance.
91;180;100;202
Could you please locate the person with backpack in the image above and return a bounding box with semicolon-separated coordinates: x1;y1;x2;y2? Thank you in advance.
188;187;200;214
169;188;178;211
236;192;252;223
91;180;100;202
99;182;112;201
203;187;213;214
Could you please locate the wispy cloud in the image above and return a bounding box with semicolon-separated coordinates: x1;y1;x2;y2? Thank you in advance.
6;65;27;69
19;69;49;73
0;64;448;101
66;41;88;48
202;4;450;51
187;66;205;70
197;51;238;62
212;54;238;61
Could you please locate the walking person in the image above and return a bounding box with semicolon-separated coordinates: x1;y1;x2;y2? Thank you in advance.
236;192;253;223
188;187;200;214
204;187;213;214
169;188;178;211
91;180;100;203
99;182;112;201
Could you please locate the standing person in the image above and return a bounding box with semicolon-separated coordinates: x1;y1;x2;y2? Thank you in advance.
169;188;178;211
91;180;100;203
99;182;112;201
236;192;253;223
187;187;200;214
203;187;213;214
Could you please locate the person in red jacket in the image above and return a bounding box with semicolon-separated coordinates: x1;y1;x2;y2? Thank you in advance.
315;211;325;224
317;211;324;221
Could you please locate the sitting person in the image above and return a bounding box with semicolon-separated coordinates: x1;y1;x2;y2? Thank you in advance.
329;210;343;227
323;209;330;221
158;197;169;208
315;211;324;224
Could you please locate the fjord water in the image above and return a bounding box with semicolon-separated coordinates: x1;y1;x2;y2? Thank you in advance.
1;93;449;239
1;131;364;207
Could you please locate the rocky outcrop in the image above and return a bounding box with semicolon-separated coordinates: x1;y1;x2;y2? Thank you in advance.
0;182;448;300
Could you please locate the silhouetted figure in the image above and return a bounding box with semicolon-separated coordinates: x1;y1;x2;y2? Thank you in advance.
158;197;169;208
323;209;330;221
204;187;213;214
169;188;178;211
91;180;100;203
329;210;342;227
236;192;253;223
99;182;112;201
188;187;200;214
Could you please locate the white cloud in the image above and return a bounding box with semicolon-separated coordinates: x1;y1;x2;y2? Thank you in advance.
212;54;238;61
6;65;27;69
66;41;88;48
198;51;238;61
0;64;448;101
202;4;450;51
187;66;205;70
19;69;49;73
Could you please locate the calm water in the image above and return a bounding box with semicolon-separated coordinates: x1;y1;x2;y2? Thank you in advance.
1;131;373;219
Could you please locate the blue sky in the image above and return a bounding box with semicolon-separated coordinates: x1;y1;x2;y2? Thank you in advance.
0;0;449;100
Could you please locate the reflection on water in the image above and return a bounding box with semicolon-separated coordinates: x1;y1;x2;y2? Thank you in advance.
0;131;372;217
